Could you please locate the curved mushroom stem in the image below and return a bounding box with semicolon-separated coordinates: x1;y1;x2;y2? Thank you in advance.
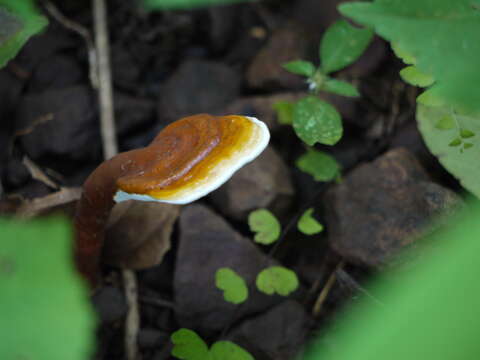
74;151;135;288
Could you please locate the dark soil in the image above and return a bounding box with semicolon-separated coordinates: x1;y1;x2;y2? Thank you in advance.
0;1;465;359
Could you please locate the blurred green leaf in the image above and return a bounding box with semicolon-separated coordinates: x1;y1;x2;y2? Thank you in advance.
248;209;281;245
460;128;475;138
210;341;254;360
435;115;455;130
215;268;248;304
297;208;324;235
0;0;48;69
322;78;360;97
273;100;294;125
143;0;250;10
256;266;299;296
296;148;341;182
282;60;316;77
293;96;343;146
417;104;480;197
320;19;373;74
340;0;480;114
399;66;435;87
171;329;209;360
391;42;416;65
303;201;480;360
0;217;95;360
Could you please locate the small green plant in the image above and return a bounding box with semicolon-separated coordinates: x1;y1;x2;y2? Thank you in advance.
296;148;341;183
248;208;281;245
0;0;48;68
256;266;299;296
171;328;253;360
0;218;95;360
215;267;249;305
276;19;373;147
297;208;324;235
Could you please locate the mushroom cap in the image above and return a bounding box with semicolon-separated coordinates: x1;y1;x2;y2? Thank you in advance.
113;114;270;205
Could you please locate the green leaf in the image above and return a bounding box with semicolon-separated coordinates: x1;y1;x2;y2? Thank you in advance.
464;142;474;149
399;66;435;87
0;218;95;360
282;60;316;77
171;329;209;360
417;104;480;197
0;0;48;69
320;19;374;74
256;266;299;296
340;0;480;114
143;0;250;10
435;115;455;130
297;208;324;235
273;100;294;125
296;148;341;182
460;129;475;138
322;78;360;97
293;96;343;146
449;137;462;147
210;341;254;360
248;209;281;245
215;268;248;305
391;42;416;65
303;201;480;360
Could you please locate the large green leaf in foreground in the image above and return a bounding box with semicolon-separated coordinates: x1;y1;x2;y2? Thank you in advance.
303;201;480;359
417;104;480;198
0;0;48;68
340;0;480;114
0;218;95;360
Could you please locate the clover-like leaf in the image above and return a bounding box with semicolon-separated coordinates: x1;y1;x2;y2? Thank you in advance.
248;209;281;245
171;329;209;360
215;268;248;305
293;96;343;146
282;60;316;77
297;208;324;235
0;217;95;360
210;341;254;360
0;0;48;69
399;66;435;88
256;266;299;296
273;100;294;125
320;19;373;74
460;129;475;139
296;149;341;182
322;78;360;97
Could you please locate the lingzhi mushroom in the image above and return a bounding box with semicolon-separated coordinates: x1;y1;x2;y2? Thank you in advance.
74;114;270;288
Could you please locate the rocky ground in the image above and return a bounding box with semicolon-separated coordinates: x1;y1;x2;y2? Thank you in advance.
0;1;466;359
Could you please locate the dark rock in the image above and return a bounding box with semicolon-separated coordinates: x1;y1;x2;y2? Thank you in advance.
324;148;463;267
138;328;169;349
27;55;83;93
4;158;30;189
174;204;283;333
209;146;294;221
114;93;156;137
158;60;241;123
246;24;309;90
91;286;128;323
227;300;310;360
16;85;100;164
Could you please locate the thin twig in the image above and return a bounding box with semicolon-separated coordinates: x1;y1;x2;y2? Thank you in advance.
312;261;344;317
92;0;138;359
43;1;99;88
93;0;118;160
